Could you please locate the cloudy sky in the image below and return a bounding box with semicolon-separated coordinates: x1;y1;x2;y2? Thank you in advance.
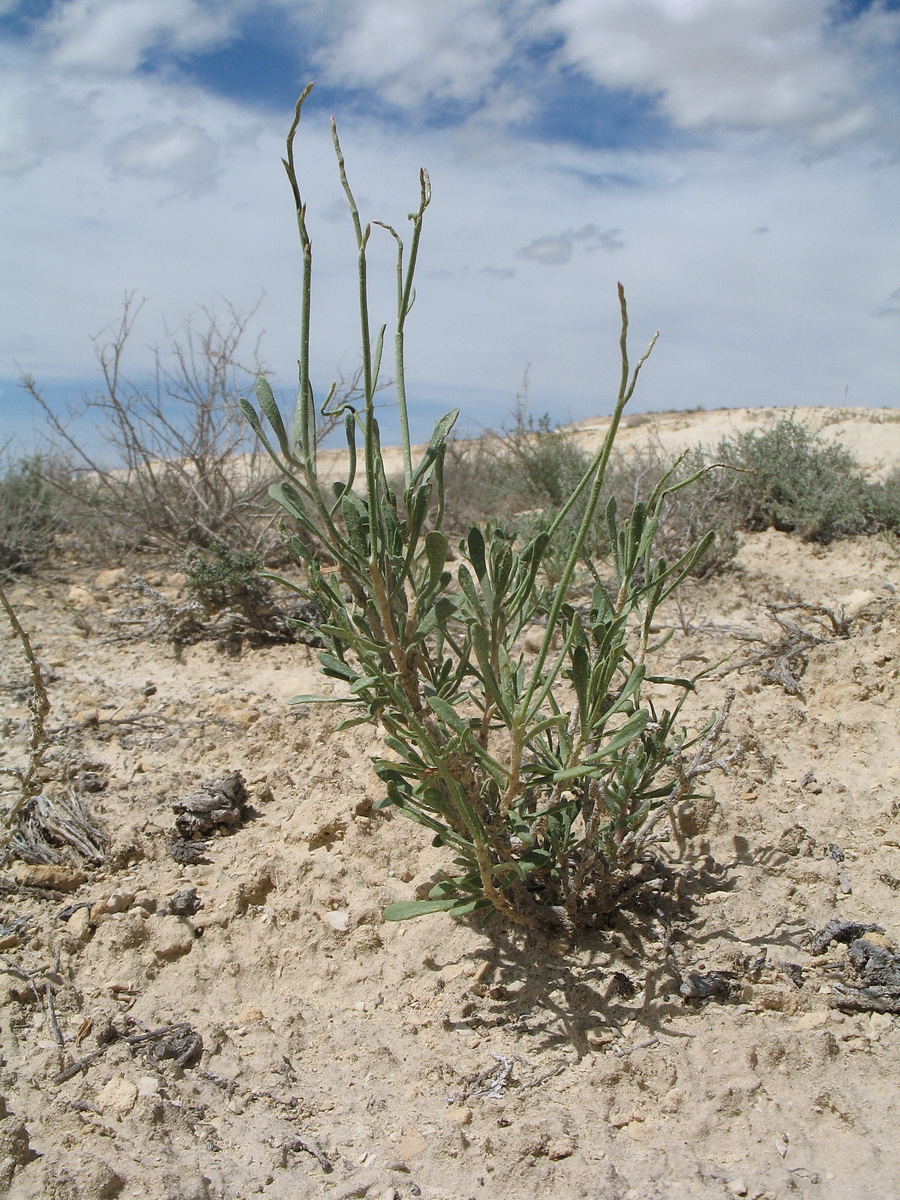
1;0;899;450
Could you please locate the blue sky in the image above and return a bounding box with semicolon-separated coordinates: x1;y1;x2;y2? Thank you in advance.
1;0;899;452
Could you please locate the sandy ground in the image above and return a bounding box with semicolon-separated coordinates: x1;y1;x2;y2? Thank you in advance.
311;405;900;490
1;406;899;1200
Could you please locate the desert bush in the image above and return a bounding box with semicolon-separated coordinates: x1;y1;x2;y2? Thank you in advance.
22;299;287;560
871;465;900;536
439;397;590;538
0;451;72;573
443;433;739;579
183;543;272;620
242;88;731;933
706;415;886;543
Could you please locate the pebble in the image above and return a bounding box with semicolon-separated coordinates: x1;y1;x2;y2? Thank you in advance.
96;1076;138;1115
16;864;87;892
860;932;895;951
727;1181;749;1197
445;1106;472;1127
324;910;350;932
90;891;135;921
94;568;128;589
151;916;196;961
65;907;94;943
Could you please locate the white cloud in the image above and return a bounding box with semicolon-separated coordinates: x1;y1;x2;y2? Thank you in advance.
43;0;234;74
106;117;220;196
0;71;98;174
519;225;624;265
0;0;898;453
313;0;516;109
878;287;900;318
540;0;900;148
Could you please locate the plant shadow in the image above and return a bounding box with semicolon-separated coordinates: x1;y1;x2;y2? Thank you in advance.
445;848;808;1061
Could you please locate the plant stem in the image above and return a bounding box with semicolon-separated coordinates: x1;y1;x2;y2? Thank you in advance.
520;286;658;722
0;577;50;835
282;83;316;471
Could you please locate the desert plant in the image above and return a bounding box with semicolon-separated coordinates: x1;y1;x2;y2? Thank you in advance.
243;87;730;932
0;576;51;845
497;384;593;511
22;299;287;559
871;465;900;537
183;543;272;622
603;444;741;576
0;450;72;573
708;415;883;543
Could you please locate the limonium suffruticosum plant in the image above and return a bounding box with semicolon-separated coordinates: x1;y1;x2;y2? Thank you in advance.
242;86;733;932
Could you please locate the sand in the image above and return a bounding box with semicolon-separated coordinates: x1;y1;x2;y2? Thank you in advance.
1;405;898;1200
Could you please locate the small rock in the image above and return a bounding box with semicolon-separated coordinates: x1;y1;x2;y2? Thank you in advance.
727;1181;749;1197
15;864;87;892
396;1127;428;1161
152;916;196;961
97;1076;138;1115
90;891;135;921
323;910;350;932
94;568;128;590
65;906;94;944
167;887;202;917
136;1076;160;1097
445;1105;472;1126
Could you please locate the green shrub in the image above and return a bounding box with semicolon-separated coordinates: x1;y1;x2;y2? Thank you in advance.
708;415;882;543
443;434;739;580
241;89;729;933
871;465;900;535
183;543;272;624
0;453;70;573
